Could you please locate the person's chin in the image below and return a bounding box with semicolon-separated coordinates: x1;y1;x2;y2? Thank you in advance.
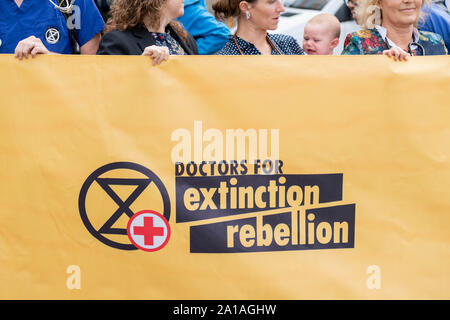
268;20;280;30
399;16;417;26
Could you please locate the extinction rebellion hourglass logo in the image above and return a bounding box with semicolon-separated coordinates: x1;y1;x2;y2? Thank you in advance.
78;162;171;251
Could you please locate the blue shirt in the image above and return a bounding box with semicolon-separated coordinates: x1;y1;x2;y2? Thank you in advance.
177;0;230;55
216;34;305;55
419;3;450;51
0;0;105;54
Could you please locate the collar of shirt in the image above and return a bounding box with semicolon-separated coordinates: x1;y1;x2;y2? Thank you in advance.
374;25;419;51
230;34;280;54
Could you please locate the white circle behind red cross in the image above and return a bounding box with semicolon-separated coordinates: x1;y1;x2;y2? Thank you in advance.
127;210;171;252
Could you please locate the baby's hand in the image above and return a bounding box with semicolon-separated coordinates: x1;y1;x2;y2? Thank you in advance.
383;47;410;61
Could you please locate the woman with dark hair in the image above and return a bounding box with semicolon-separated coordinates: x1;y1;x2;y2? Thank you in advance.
212;0;304;55
97;0;198;64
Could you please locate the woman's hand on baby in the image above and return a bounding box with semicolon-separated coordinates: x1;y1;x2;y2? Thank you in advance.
142;45;169;65
383;47;410;61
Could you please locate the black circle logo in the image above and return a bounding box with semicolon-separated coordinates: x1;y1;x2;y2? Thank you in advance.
45;27;60;44
78;162;170;250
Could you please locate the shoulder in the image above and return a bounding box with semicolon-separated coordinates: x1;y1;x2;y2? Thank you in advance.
418;30;445;43
101;30;134;43
179;0;204;17
346;29;379;42
268;34;304;54
183;0;201;6
72;0;105;45
341;31;367;55
342;29;385;55
418;30;447;54
97;30;136;55
216;37;240;55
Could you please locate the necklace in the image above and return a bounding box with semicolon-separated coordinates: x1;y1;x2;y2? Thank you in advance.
233;34;282;55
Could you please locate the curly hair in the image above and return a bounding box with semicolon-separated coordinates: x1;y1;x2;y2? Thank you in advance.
105;0;188;41
105;0;165;32
356;0;431;29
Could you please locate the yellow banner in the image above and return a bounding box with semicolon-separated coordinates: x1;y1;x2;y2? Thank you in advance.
0;55;449;299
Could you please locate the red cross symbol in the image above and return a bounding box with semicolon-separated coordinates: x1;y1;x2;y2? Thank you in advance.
127;210;171;252
133;216;164;246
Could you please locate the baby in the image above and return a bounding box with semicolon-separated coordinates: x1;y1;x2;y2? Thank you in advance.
303;13;341;55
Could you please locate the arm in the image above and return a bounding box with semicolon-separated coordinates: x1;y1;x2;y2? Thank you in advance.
75;0;105;52
97;31;130;55
177;1;230;54
419;4;450;51
80;33;102;55
287;36;305;55
97;31;169;64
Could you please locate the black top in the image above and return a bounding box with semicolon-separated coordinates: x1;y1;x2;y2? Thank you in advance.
97;24;198;55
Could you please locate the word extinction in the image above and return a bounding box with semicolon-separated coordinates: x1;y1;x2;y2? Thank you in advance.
183;176;319;211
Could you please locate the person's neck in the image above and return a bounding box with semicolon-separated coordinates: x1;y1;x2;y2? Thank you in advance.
144;16;171;33
235;18;269;50
382;21;414;51
14;0;24;8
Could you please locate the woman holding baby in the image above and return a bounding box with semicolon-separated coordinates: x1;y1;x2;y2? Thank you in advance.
342;0;447;58
212;0;304;55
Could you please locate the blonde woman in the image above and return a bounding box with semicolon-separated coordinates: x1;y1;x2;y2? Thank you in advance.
342;0;447;58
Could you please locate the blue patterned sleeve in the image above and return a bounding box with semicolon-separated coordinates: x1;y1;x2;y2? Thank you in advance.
433;33;448;55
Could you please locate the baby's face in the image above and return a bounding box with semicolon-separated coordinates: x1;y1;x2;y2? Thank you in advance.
303;23;336;55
